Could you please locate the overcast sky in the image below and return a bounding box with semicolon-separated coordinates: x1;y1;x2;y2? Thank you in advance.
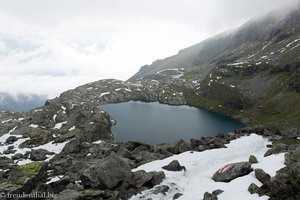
0;0;297;98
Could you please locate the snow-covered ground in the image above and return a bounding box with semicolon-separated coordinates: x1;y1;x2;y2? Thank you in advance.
130;134;285;200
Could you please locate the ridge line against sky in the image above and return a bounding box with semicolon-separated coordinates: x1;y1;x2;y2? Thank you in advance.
0;0;297;98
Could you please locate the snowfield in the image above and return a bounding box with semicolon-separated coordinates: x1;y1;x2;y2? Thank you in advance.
130;134;285;200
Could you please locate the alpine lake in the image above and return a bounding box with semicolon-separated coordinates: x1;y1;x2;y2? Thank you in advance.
101;101;244;144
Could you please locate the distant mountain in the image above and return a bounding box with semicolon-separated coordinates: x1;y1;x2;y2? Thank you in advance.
0;92;47;112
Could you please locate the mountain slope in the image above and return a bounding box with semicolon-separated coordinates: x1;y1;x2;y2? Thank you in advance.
130;5;300;80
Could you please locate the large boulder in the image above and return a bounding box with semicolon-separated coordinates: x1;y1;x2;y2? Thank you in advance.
212;161;252;182
80;152;132;189
29;149;54;161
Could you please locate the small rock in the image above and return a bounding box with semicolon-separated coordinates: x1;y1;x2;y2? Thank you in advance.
3;148;16;154
12;153;23;160
173;193;183;199
196;145;209;152
162;160;186;172
203;192;217;200
174;139;190;154
152;185;169;195
255;168;271;184
190;138;204;149
249;155;258;164
5;136;18;144
212;189;224;196
248;183;259;194
30;149;54;161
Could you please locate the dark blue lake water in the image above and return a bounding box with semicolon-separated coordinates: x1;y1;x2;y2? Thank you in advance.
101;101;244;144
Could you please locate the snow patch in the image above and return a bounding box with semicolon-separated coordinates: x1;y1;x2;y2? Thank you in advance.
29;124;39;128
1;119;12;123
46;175;64;184
93;140;104;144
99;92;110;97
53;121;67;129
130;134;284;200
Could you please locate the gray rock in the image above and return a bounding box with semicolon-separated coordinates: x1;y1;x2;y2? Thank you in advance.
132;150;165;165
208;139;227;149
80;152;132;189
264;143;288;157
5;136;18;144
54;189;81;200
212;189;224;196
249;155;258;164
152;144;174;156
0;156;14;170
281;127;299;139
173;193;183;199
125;141;150;151
285;146;300;165
149;171;165;186
248;183;259;194
212;161;252;182
3;148;16;154
30;149;54;161
12;153;23;160
255;168;271;184
162;160;186;172
174;139;190;154
117;146;134;159
203;192;217;200
196;145;209;152
190;138;204;149
129;170;153;188
152;185;169;195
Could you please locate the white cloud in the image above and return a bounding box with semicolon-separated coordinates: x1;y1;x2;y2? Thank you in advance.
0;0;297;98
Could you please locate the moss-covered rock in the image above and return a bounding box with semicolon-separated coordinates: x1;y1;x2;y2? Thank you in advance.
0;162;47;194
